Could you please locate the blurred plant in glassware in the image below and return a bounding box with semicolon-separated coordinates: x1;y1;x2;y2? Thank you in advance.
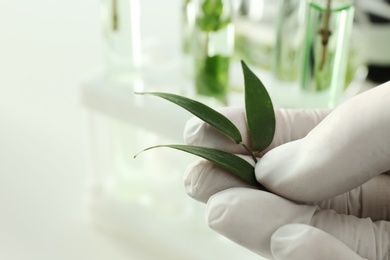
192;0;234;103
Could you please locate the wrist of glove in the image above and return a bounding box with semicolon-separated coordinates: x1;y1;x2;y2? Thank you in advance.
183;81;390;259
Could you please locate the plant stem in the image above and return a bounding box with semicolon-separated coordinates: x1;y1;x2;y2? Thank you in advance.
112;0;119;31
318;0;332;70
240;142;258;163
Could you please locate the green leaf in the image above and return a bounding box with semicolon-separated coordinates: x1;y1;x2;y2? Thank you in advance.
241;60;276;153
135;92;242;144
135;144;265;189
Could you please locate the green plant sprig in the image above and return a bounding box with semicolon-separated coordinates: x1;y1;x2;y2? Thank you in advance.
134;61;275;190
134;91;256;162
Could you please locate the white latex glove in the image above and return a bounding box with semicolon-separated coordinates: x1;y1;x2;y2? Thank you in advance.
183;81;390;260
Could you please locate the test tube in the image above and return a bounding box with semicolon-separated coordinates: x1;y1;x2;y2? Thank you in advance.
100;0;142;83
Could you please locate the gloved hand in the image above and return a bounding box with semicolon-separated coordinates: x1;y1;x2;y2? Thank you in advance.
183;81;390;260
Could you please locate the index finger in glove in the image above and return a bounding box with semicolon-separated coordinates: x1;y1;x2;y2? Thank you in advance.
205;187;317;259
206;188;389;259
184;107;331;155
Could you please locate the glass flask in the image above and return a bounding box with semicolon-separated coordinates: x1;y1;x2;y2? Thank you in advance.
192;0;235;103
273;0;306;82
235;0;280;70
300;0;354;107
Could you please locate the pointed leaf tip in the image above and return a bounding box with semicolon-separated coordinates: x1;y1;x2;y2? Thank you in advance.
241;61;276;153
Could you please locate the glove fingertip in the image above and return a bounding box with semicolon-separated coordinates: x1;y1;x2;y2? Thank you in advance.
183;116;203;145
271;224;365;260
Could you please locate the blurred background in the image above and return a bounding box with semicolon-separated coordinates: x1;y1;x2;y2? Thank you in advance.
0;0;389;259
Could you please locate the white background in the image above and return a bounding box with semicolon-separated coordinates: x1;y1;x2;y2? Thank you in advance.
0;0;185;259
